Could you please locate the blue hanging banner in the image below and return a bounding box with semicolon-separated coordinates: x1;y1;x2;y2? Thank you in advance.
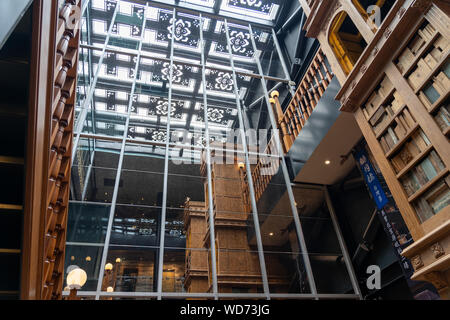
355;148;388;209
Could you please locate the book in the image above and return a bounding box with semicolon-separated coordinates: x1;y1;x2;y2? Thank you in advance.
419;129;431;145
398;146;413;165
387;127;398;144
418;58;432;75
429;150;445;172
410;35;426;55
391;155;405;173
402;108;415;128
418;29;431;43
394;119;407;138
436;106;450;129
435;72;450;91
374;114;390;135
435;35;449;53
423;83;441;104
366;92;378;110
424;23;436;38
381;77;393;94
371;92;383;109
412;130;427;151
414;163;430;185
398;47;414;66
418;91;432;109
434;111;447;130
384;131;395;149
370;106;386;126
424;53;438;69
401;175;415;196
433;78;446;96
408;69;423;91
380;136;390;153
430;47;443;61
428;183;450;214
402;172;421;196
386;105;394;117
409;137;421;153
397;114;409;131
419;157;438;181
362;107;370;120
405;140;421;160
435;112;448;130
414;197;434;222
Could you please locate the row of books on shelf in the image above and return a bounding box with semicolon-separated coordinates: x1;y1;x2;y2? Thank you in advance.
362;77;394;119
397;21;447;74
378;107;418;154
390;129;431;173
407;41;449;91
418;64;449;108
370;92;406;135
414;175;450;223
400;149;445;197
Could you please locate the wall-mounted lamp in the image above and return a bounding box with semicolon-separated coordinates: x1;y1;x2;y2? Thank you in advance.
66;268;87;300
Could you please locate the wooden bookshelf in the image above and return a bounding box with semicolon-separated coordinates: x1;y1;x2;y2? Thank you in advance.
390;17;450;229
301;0;450;299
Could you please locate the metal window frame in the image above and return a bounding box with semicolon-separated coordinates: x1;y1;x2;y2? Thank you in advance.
65;0;362;301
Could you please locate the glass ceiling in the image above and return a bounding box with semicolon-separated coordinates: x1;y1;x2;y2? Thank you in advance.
159;0;282;25
76;0;290;149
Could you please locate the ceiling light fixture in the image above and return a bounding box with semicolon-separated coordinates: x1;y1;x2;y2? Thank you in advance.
325;160;331;165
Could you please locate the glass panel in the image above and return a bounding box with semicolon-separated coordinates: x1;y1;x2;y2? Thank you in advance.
116;171;164;206
216;249;264;293
67;202;110;243
163;248;211;293
101;246;158;293
64;244;104;292
71;166;118;202
110;204;161;247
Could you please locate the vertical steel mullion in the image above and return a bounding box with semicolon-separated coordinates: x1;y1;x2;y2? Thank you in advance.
271;28;305;124
224;19;270;299
199;14;219;299
271;28;296;97
94;3;148;299
72;3;120;166
248;23;318;297
81;0;91;17
323;186;362;299
156;8;176;300
81;148;96;201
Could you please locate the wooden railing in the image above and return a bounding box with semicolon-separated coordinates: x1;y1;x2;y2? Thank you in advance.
198;49;333;203
271;48;333;154
299;0;318;15
251;48;334;201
